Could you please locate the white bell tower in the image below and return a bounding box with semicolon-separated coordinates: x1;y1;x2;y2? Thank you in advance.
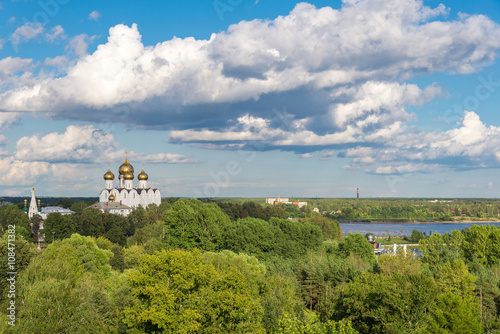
28;187;39;219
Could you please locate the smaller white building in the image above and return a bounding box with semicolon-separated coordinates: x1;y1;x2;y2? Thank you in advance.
39;206;75;220
87;202;133;216
266;197;307;208
266;197;290;204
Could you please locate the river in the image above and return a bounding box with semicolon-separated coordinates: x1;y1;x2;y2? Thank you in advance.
339;222;500;237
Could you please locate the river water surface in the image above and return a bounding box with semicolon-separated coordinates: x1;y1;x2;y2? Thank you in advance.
339;222;500;237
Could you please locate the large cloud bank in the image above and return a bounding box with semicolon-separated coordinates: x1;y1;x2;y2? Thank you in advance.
2;0;500;174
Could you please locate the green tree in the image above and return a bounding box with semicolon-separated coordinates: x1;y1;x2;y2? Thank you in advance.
427;292;482;334
0;234;40;305
14;240;112;333
270;218;323;257
77;208;105;236
123;244;146;269
57;198;75;208
304;216;343;241
261;272;304;332
15;225;30;241
0;204;30;233
126;205;162;235
419;232;462;267
410;229;424;243
462;225;500;265
327;272;437;334
110;244;125;272
274;314;358;334
202;250;266;298
470;263;500;331
128;220;164;246
378;252;423;276
43;213;78;242
435;259;476;298
338;234;375;263
94;236;114;250
296;249;367;317
202;250;303;332
222;218;322;260
106;224;126;246
163;199;231;251
123;249;264;333
222;217;282;259
58;234;113;277
70;201;93;214
29;214;43;243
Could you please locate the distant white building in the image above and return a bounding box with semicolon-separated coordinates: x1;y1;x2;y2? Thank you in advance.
293;201;308;209
266;197;307;208
98;154;161;215
87;202;132;217
39;206;75;220
266;197;289;204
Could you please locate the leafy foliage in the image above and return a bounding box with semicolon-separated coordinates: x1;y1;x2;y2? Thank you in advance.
0;204;30;233
3;197;500;333
327;272;437;334
410;229;425;242
0;234;40;305
221;217;322;260
275;313;358;334
338;233;375;263
427;292;482;334
123;248;265;333
163;199;231;251
217;201;287;221
14;236;129;333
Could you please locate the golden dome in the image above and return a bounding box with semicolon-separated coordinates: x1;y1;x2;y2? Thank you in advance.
118;153;134;175
109;193;116;201
104;167;115;180
138;168;148;181
124;172;134;180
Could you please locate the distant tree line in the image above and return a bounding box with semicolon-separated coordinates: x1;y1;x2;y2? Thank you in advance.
302;198;500;220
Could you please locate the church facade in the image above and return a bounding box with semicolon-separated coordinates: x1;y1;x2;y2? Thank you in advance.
99;155;161;209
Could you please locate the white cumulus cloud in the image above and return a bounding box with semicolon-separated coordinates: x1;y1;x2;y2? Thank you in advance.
0;1;497;114
88;10;101;21
46;25;65;42
11;22;44;45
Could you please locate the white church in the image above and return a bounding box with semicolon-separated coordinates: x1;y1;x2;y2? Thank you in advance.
98;154;161;209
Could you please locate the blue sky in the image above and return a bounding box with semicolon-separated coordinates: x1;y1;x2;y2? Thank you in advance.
1;0;500;198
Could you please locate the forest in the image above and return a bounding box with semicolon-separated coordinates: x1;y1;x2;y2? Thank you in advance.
0;198;499;333
216;198;500;221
